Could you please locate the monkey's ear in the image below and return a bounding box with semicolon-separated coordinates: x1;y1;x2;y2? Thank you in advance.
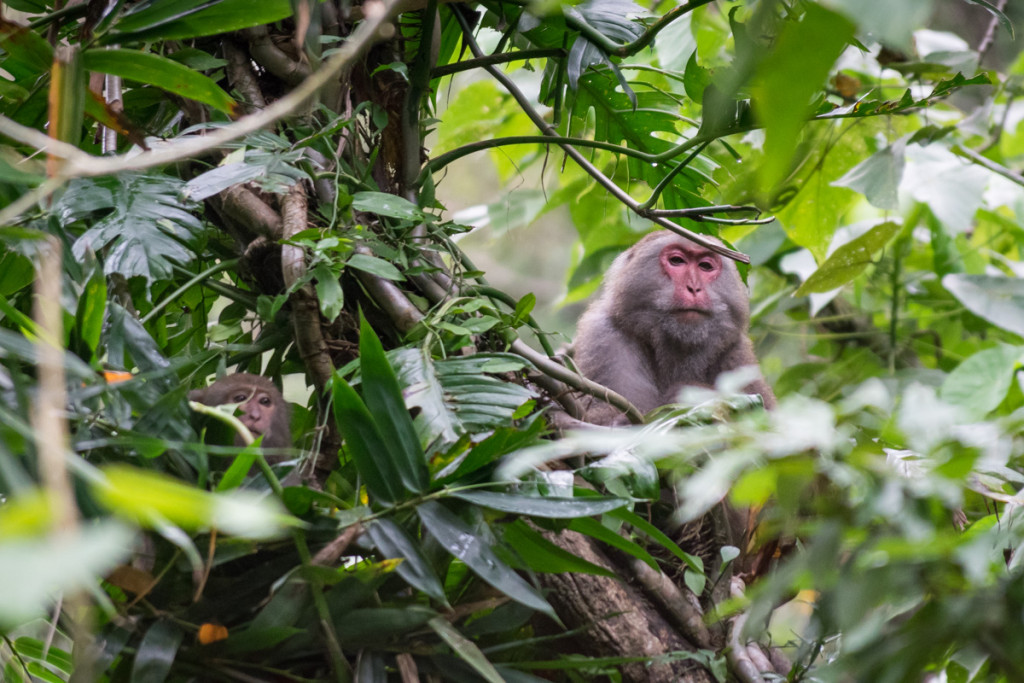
188;388;206;402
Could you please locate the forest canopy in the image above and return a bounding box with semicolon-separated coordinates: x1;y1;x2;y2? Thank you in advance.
2;0;1024;681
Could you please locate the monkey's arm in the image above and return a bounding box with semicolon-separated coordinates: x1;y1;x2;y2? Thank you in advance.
575;318;661;425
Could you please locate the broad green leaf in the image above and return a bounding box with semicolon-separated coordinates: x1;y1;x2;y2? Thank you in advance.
753;5;854;195
940;345;1023;418
428;616;505;683
61;174;203;287
367;518;448;605
311;263;344;321
82;49;238;116
358;317;429;494
943;274;1024;338
331;376;402;506
417;501;554;616
832;138;906;210
683;50;711;102
795;221;901;295
0;19;53;77
501;520;617;577
104;0;293;43
568;517;658;570
0;522;133;629
346;253;405;281
131;620;183;683
352;192;425;220
75;264;107;360
451;490;627;518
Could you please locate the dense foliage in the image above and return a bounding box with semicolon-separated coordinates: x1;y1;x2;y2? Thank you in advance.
2;0;1024;681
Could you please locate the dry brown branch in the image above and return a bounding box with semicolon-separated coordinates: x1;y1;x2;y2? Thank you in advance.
281;184;334;392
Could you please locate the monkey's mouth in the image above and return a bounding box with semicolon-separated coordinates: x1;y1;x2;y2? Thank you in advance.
673;308;710;318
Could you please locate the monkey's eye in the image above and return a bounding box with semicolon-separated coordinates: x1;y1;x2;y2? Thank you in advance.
698;261;715;272
667;255;686;266
259;396;273;406
232;394;248;402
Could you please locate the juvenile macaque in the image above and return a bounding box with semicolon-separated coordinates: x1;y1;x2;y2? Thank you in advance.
574;230;774;425
189;373;291;450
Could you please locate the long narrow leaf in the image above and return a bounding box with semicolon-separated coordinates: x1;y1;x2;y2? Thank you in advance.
417;501;554;617
502;520;617;577
357;316;429;494
82;49;239;116
568;517;658;570
428;616;504;683
452;491;628;518
367;519;448;605
331;377;401;506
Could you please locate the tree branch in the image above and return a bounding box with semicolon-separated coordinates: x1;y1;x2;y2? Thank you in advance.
452;10;751;264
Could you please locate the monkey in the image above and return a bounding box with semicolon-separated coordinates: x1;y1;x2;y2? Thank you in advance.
189;373;292;453
573;230;775;426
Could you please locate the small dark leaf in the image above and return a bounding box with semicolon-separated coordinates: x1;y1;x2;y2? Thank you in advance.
131;620;183;683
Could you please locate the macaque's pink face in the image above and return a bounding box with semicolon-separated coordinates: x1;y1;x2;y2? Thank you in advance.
659;243;722;317
230;389;276;440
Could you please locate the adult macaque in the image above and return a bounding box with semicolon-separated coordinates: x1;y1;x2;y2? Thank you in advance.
189;373;291;451
574;230;774;425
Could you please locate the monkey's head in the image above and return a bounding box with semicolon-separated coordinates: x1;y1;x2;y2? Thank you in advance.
189;373;292;450
608;231;748;346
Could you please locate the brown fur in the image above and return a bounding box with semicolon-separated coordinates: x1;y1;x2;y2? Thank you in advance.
574;231;774;425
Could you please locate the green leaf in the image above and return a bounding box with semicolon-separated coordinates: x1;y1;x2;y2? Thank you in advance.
501;520;617;577
75;265;107;361
940;345;1023;418
346;252;405;281
753;5;855;194
352;192;426;220
0;19;53;76
832;138;906;210
61;174;203;288
943;274;1024;338
607;507;703;575
367;519;448;605
104;0;293;44
683;50;711;102
795;221;901;295
390;350;536;450
311;263;344;321
83;49;238;116
428;616;505;683
417;501;554;616
358;317;429;494
331;377;402;506
131;620;183;683
568;517;658;570
451;491;627;518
